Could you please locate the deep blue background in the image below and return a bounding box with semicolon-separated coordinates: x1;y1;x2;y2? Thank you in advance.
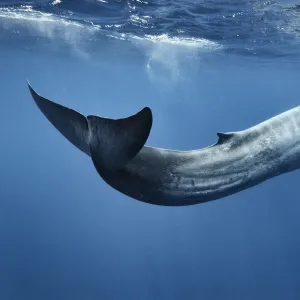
1;1;300;299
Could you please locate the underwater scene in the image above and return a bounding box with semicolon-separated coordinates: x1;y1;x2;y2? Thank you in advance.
0;0;300;299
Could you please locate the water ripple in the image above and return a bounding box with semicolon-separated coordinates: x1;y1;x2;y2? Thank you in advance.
0;0;299;59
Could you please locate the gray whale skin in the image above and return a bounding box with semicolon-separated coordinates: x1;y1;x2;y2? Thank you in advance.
28;82;300;206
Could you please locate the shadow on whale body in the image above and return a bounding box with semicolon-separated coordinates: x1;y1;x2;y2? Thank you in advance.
28;81;300;206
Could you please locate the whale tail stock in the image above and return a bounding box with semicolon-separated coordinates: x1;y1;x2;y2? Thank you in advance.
27;81;152;170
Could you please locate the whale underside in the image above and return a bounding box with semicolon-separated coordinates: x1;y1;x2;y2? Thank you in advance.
28;82;300;206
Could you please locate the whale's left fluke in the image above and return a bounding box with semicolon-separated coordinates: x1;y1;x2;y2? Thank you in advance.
27;81;90;156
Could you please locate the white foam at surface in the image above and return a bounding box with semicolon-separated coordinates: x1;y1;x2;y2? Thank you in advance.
0;4;221;72
52;0;61;5
0;5;219;49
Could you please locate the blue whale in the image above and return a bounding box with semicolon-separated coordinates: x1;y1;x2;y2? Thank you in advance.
28;82;300;206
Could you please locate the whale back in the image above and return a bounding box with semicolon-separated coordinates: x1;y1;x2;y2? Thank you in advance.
87;107;152;171
28;82;90;156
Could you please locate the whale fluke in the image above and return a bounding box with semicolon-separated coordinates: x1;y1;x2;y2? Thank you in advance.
27;81;153;171
27;81;90;156
87;107;152;171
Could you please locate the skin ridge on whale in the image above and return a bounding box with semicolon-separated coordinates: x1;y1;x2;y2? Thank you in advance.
28;82;300;206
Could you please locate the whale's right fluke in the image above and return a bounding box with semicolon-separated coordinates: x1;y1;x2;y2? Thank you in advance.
87;106;153;171
27;81;90;156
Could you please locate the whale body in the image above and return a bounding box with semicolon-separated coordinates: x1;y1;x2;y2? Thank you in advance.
28;82;300;206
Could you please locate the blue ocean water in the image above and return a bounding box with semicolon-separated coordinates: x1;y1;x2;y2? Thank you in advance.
0;1;300;299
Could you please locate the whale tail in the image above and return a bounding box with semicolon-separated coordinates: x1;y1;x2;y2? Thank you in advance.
87;107;152;171
27;81;90;156
27;81;153;170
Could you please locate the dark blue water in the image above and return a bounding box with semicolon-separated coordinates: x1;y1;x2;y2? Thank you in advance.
1;0;300;58
1;1;300;299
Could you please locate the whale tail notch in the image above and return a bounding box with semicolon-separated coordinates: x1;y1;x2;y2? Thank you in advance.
27;81;153;171
87;107;152;171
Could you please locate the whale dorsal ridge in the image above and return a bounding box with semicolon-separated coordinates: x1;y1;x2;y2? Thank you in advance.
217;132;234;144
